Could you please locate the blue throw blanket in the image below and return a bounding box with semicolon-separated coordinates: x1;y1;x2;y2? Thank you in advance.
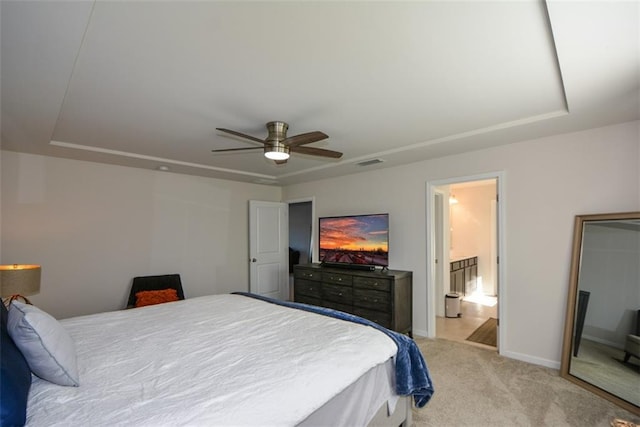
234;292;434;408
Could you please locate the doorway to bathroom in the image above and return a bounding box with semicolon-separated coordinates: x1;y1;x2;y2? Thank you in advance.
427;173;503;350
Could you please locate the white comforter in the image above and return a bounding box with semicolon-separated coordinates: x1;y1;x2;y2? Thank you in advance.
26;294;397;426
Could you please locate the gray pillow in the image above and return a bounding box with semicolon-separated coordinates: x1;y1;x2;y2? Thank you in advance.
7;302;79;386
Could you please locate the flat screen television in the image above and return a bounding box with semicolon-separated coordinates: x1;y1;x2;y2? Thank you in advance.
319;213;389;268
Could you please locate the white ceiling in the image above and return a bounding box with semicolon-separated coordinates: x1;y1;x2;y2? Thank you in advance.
1;1;638;186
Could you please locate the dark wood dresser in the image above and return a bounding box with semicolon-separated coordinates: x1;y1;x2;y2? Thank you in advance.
293;263;413;336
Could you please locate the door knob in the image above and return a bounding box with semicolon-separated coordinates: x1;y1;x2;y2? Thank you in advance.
251;258;257;262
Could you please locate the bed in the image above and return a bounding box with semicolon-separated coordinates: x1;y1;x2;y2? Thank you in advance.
2;292;433;426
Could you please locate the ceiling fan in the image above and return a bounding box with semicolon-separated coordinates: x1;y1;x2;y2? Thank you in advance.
212;121;343;164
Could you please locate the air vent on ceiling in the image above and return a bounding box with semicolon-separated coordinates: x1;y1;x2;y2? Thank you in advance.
356;158;384;167
253;179;278;185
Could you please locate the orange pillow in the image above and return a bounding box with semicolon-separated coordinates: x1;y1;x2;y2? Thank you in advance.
135;289;180;308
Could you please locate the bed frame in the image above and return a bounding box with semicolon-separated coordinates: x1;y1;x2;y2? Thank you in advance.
368;395;413;427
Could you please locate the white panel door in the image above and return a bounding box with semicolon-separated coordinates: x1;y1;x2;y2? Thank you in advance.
249;200;288;300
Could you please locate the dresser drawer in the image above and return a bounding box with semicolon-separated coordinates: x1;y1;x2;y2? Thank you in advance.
322;283;353;305
322;300;353;315
294;269;322;281
353;307;391;329
353;276;391;292
295;294;322;307
322;272;352;285
353;288;390;312
292;264;412;335
295;279;322;299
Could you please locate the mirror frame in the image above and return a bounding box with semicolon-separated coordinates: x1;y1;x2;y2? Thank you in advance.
560;211;640;416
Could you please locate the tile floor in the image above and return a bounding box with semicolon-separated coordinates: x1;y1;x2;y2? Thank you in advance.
436;293;498;350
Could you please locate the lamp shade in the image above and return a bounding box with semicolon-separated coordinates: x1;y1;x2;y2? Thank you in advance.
0;264;41;297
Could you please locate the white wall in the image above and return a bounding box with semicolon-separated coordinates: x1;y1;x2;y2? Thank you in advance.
1;121;638;367
1;152;281;318
283;120;640;367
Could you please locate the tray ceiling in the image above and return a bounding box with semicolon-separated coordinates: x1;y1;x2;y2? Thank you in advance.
1;1;638;185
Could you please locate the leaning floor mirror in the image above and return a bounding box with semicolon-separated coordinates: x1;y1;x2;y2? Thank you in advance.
561;212;640;416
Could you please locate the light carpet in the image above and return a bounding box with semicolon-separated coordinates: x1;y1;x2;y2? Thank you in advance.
412;338;640;426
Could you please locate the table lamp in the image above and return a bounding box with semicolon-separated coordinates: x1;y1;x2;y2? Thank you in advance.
0;264;41;305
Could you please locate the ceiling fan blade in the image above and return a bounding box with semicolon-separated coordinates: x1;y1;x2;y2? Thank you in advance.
211;147;262;153
274;159;288;165
291;146;343;158
216;128;265;144
284;131;329;148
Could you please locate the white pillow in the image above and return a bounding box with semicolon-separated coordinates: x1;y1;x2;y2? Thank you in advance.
7;301;79;386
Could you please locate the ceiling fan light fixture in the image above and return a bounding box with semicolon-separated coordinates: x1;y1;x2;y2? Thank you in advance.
264;143;290;160
213;121;339;162
265;151;289;161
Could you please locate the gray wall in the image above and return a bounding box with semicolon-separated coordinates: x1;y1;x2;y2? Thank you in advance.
580;223;640;348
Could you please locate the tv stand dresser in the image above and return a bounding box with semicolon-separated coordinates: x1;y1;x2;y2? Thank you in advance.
293;264;413;336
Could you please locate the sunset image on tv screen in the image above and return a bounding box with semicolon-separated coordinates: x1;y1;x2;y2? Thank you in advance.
319;214;389;266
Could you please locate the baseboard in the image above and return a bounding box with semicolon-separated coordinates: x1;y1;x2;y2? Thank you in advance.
412;329;428;338
582;334;624;350
500;350;560;370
